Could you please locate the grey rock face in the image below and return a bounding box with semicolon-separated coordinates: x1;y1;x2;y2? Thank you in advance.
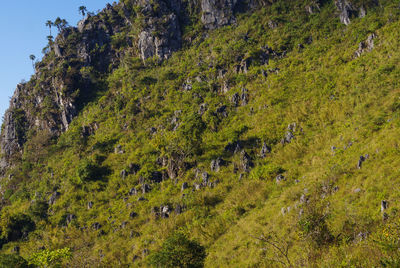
211;158;223;172
335;0;357;25
201;0;238;29
355;33;376;57
137;0;182;62
335;0;378;25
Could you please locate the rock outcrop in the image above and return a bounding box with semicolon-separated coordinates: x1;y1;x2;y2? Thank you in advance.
201;0;238;29
0;3;132;173
137;0;182;62
335;0;378;25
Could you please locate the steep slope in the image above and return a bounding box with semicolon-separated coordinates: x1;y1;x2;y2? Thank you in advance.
1;0;400;267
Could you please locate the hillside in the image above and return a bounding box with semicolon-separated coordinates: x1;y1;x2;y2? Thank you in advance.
1;0;400;266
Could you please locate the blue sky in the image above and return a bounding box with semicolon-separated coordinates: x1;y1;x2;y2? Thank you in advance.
0;0;112;123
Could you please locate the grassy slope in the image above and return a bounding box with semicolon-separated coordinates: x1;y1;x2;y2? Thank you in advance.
2;0;400;266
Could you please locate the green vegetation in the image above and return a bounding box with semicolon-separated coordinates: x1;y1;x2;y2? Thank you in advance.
2;0;400;266
148;232;206;267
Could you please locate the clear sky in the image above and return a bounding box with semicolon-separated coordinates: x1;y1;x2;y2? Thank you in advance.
0;0;113;123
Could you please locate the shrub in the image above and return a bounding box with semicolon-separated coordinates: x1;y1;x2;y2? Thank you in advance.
28;200;49;221
0;254;31;268
29;248;72;268
148;232;206;268
0;213;35;242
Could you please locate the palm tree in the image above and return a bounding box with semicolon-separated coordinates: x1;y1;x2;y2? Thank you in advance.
60;19;68;30
29;55;36;71
54;17;62;31
79;6;87;17
45;20;53;36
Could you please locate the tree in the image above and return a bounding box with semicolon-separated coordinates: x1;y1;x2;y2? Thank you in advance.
79;6;87;17
0;213;35;242
54;17;68;31
29;55;36;71
148;232;206;268
45;20;53;36
54;17;62;31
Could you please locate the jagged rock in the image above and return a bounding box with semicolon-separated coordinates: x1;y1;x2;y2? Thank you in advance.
305;1;320;14
276;174;286;183
381;200;388;212
231;93;240;107
222;81;230;93
114;145;124;154
121;221;128;229
202;172;210;186
355;232;368;243
355;33;376;57
92;222;102;230
175;204;185;214
241;88;249;106
357;155;366;169
260;142;271;158
201;0;237;29
161;205;170;218
216;105;228;117
335;0;377;25
120;169;127;179
268;20;278;29
182;79;192;91
210;158;223;172
199;103;208;115
142;184;151;193
240;150;252;172
66;214;76;226
193;183;202;191
48;191;61;205
129;188;138;196
335;0;357;25
137;0;182;62
281;131;295;144
225;141;241;154
87;201;94;209
181;182;189;191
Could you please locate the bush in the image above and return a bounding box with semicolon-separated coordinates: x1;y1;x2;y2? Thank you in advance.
0;254;31;268
0;213;35;242
28;200;49;221
148;232;206;268
29;248;72;268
